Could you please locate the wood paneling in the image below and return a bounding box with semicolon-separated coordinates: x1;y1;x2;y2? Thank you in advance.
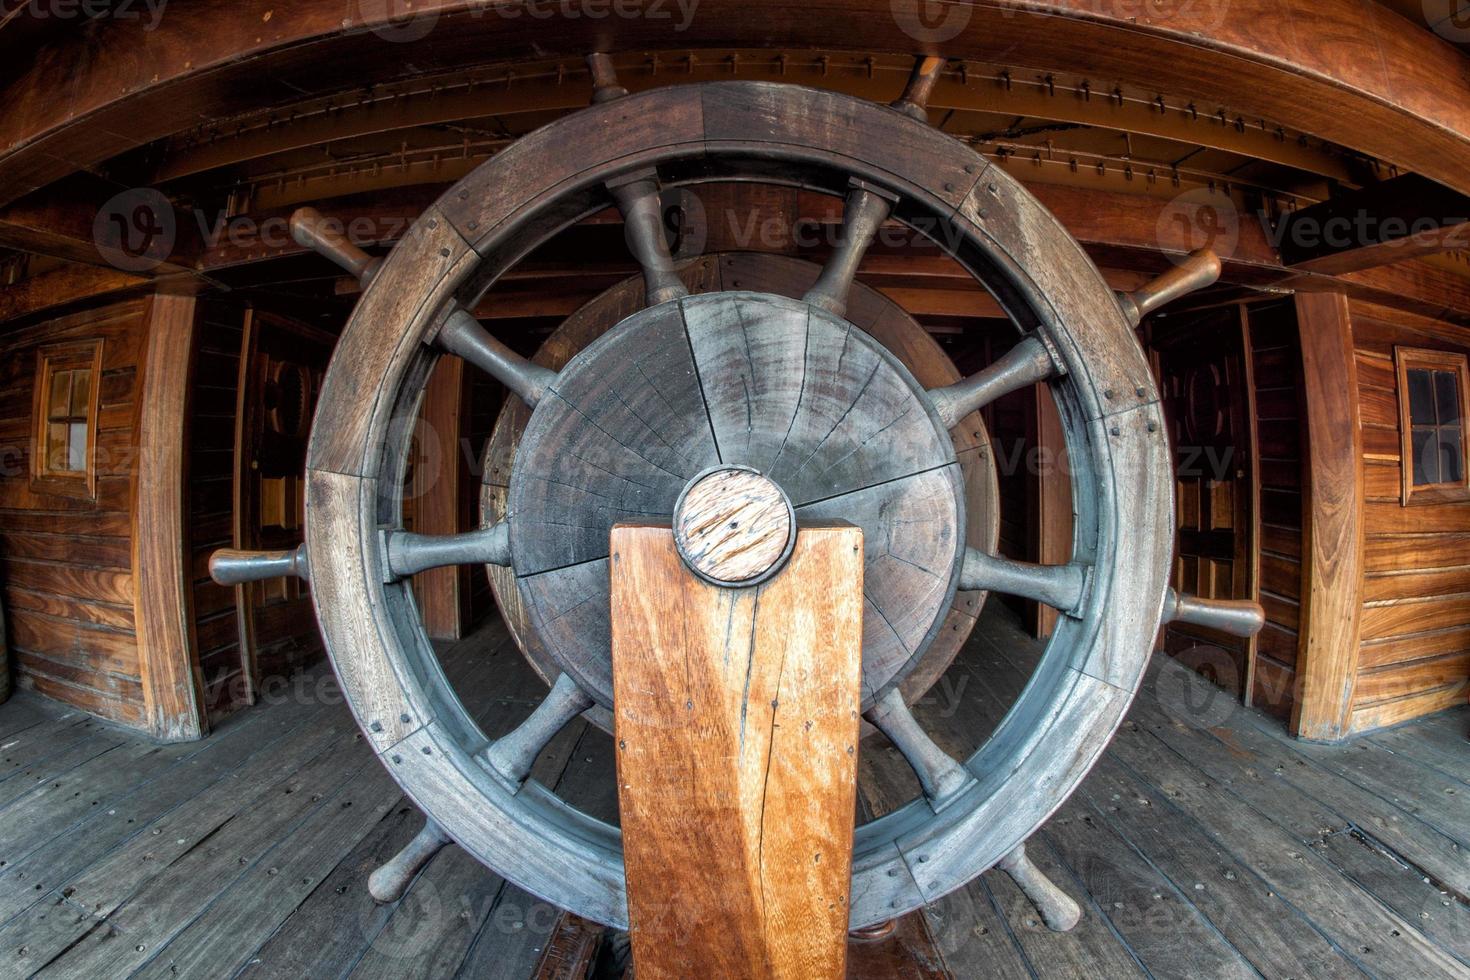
1245;299;1306;721
0;298;147;727
1294;291;1364;741
1347;298;1470;729
131;293;207;741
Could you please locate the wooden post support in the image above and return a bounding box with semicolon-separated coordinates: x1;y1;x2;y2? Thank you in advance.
609;521;864;979
1293;291;1364;741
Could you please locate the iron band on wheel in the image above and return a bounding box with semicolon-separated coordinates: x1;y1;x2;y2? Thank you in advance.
296;77;1207;929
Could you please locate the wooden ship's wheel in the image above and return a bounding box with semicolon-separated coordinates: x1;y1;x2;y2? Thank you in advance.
212;59;1264;931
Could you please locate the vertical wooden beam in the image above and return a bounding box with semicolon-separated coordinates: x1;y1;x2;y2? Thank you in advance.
1238;304;1263;708
610;523;863;979
1292;291;1364;741
131;291;207;741
412;355;466;640
1031;386;1072;639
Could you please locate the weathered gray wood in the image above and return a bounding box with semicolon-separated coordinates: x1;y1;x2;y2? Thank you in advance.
865;687;974;809
383;522;510;580
802;181;894;317
366;816;450;903
509;291;964;711
995;844;1082;933
209;543;309;585
291;206;383;285
606;169;689;307
1161;588;1265;637
437;308;557;409
305;79;1172;929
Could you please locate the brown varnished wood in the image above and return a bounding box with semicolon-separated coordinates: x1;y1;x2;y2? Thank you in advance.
3;0;1470;210
1292;291;1364;741
131;292;208;741
410;355;468;639
611;523;863;979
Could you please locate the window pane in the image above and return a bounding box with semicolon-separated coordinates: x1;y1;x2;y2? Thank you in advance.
47;369;72;420
1408;368;1437;424
1412;426;1441;486
1439;424;1464;484
69;369;91;418
46;422;69;471
66;422;88;472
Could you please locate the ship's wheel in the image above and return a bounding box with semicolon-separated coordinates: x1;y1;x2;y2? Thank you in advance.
212;59;1261;929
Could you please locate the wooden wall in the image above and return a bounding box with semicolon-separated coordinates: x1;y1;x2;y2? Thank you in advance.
0;298;149;726
189;300;246;721
1347;299;1470;731
1246;300;1308;722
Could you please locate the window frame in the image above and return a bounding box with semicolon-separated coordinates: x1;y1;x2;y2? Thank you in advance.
30;339;103;501
1395;345;1470;506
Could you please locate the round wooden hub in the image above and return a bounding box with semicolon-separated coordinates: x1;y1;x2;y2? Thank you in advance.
673;465;796;586
507;290;964;710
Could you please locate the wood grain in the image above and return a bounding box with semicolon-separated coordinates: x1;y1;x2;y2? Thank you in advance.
479;252;997;727
611;523;862;979
1292;292;1364;741
131;292;208;742
673;467;793;585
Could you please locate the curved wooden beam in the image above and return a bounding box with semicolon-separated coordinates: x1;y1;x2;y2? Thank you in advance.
0;0;1467;209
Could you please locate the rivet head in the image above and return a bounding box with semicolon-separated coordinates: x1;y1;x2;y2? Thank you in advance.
369;721;383;732
391;754;402;764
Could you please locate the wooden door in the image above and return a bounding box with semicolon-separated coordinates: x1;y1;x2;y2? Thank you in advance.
1151;306;1256;696
232;309;334;698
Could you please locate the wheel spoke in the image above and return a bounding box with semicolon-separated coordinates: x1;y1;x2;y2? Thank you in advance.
586;52;628;103
928;334;1059;429
383;522;511;581
607;169;688;306
802;180;896;318
481;673;594;788
209;544;309;585
890;55;945;122
959;548;1088;615
290;206;382;285
996;843;1082;932
436;308;558;408
1161;589;1265;637
368;817;451;903
865;687;974;810
1116;248;1222;325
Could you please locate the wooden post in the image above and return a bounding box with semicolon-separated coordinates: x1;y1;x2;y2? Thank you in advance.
1292;291;1364;741
411;355;466;640
132;291;208;741
609;521;864;979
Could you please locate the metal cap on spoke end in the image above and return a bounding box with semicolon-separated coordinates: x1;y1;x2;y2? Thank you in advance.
672;465;797;588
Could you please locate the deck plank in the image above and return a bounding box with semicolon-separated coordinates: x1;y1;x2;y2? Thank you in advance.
0;606;1466;978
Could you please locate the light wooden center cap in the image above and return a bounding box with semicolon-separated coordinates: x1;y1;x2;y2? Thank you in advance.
672;465;797;587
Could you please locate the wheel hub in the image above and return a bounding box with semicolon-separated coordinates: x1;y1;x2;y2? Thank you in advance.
508;291;963;710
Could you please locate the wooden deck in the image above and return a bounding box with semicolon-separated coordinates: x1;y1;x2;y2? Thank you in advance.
1;606;1467;979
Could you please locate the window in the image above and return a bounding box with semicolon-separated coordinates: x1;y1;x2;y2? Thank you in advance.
31;340;102;500
1396;347;1470;504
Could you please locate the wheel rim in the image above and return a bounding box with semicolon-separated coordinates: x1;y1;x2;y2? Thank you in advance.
304;80;1173;929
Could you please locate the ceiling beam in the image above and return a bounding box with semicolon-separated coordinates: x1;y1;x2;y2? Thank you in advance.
0;0;1469;212
1275;174;1470;276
